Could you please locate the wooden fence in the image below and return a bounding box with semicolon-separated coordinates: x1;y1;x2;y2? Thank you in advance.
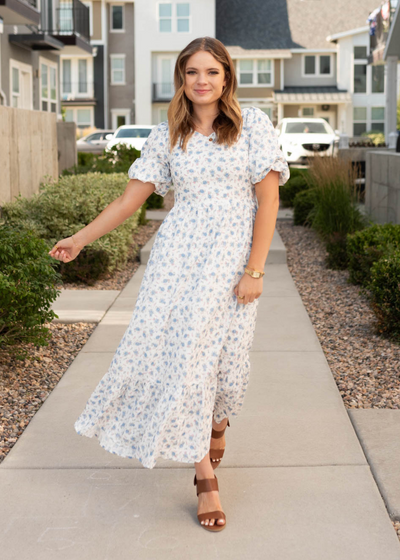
0;106;77;206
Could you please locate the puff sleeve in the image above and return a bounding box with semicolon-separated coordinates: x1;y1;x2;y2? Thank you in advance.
128;121;173;197
247;107;290;187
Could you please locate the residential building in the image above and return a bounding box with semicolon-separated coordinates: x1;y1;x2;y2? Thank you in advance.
0;0;91;116
217;0;390;135
134;0;215;125
60;0;135;131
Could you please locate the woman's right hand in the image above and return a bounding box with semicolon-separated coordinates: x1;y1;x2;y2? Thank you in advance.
48;236;84;263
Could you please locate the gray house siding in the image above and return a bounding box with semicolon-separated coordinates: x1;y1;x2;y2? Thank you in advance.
284;53;337;87
107;2;135;125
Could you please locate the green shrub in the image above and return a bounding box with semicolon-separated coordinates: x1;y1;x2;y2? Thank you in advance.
0;224;62;359
2;173;141;285
63;145;165;209
347;223;400;286
279;171;311;208
366;249;400;341
293;189;317;226
307;154;370;269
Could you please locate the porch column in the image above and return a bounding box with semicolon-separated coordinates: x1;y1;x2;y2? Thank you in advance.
277;103;284;123
385;55;398;143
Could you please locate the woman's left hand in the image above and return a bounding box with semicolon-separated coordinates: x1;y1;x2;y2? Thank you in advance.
234;273;263;305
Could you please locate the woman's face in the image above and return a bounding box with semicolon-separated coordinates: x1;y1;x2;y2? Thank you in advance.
184;51;227;107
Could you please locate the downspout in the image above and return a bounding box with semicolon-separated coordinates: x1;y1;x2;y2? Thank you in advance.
0;17;8;105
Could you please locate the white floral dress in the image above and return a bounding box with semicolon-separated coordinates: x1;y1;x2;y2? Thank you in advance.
74;106;290;469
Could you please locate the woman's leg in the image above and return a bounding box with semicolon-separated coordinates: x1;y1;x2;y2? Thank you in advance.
209;417;229;464
194;448;226;527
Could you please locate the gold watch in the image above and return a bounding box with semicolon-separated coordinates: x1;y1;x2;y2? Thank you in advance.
245;267;265;279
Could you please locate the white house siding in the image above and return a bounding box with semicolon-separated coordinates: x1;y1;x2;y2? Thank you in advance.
134;0;215;125
334;30;399;137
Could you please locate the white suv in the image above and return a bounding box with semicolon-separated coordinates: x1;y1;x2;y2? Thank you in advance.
276;118;340;164
105;125;155;152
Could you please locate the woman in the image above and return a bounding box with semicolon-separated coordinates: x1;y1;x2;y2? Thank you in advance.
49;36;290;532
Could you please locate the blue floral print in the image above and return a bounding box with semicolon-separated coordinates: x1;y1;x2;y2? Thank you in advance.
74;106;290;469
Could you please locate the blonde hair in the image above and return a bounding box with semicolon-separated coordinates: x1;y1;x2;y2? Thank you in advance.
167;36;243;152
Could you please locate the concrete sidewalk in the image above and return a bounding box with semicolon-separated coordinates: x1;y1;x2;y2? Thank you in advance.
1;220;400;558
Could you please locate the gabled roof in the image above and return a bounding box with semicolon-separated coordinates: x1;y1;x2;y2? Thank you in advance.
216;0;379;50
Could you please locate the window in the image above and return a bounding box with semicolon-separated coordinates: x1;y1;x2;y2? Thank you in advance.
159;3;172;31
302;107;314;116
238;59;273;86
354;46;367;59
353;107;367;136
303;54;332;77
61;57;93;100
110;4;124;31
304;56;315;75
176;3;189;31
63;59;72;94
372;65;384;93
65;106;93;128
59;1;74;31
77;108;91;125
11;68;19;107
286;121;329;134
371;107;385;132
78;59;87;93
41;60;57;113
319;56;331;74
257;60;272;84
354;64;367;93
239;60;253;84
158;2;190;32
110;54;125;85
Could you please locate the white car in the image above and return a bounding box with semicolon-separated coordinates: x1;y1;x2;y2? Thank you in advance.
105;125;155;151
276;118;340;164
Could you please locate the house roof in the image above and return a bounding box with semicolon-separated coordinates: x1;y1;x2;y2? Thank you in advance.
216;0;380;50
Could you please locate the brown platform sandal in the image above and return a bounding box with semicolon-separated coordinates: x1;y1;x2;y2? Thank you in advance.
194;473;227;532
209;419;230;469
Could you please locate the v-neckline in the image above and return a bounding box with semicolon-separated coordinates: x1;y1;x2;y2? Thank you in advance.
193;130;216;139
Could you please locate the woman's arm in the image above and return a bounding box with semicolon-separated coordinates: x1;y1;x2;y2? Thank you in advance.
48;179;156;262
233;170;280;304
247;170;280;271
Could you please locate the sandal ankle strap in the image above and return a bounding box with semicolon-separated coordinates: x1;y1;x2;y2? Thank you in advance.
193;474;219;496
211;418;230;439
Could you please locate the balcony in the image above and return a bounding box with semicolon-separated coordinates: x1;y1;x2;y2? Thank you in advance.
42;0;92;55
368;2;398;63
0;0;40;25
152;81;175;103
61;81;95;104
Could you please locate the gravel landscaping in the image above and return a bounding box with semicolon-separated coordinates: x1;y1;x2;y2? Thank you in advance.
0;322;96;464
276;220;400;409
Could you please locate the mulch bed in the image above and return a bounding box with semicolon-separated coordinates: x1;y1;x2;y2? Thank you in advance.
0;323;96;464
276;220;400;409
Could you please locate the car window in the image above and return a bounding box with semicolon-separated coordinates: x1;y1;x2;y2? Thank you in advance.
101;132;114;140
87;133;103;142
115;128;153;139
285;122;329;134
